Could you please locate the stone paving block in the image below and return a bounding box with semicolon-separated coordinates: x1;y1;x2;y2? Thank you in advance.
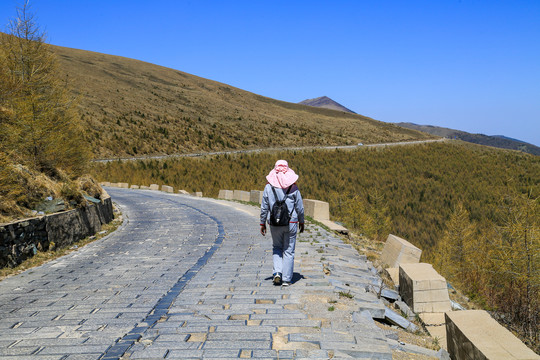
65;355;105;360
318;219;349;234
387;338;440;357
329;343;393;360
128;347;168;359
165;349;204;359
201;349;243;357
37;344;111;355
214;325;278;333
384;307;419;332
207;332;271;341
355;301;386;320
381;234;422;268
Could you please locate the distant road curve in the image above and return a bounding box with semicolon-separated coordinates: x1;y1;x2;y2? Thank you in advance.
93;138;448;163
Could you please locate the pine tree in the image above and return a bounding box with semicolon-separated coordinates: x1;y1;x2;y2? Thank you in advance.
490;191;539;344
0;2;88;177
436;203;476;282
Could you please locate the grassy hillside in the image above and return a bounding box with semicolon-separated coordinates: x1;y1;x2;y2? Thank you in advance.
91;141;539;350
52;45;434;159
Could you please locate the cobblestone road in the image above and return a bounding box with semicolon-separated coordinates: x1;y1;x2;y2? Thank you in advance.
0;189;392;359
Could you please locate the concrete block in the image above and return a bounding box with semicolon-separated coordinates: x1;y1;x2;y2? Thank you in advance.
161;185;174;193
218;190;234;200
233;190;250;202
425;325;447;349
117;182;129;188
140;185;150;190
192;192;203;197
445;310;539;360
303;199;330;221
385;267;400;285
399;263;451;314
413;289;452;303
419;312;446;326
149;184;160;190
178;189;189;195
381;234;422;268
250;190;263;204
414;301;452;314
130;185;140;189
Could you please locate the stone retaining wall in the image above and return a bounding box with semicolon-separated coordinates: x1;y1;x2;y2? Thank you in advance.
0;195;113;268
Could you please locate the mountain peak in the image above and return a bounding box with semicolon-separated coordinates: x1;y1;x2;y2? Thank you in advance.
299;96;356;114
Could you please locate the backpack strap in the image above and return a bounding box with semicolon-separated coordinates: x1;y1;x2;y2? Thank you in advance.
271;185;292;201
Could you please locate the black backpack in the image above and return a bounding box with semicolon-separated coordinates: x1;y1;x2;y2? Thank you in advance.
269;185;292;226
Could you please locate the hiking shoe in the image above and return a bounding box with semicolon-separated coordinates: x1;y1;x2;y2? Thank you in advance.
281;281;291;287
273;273;282;285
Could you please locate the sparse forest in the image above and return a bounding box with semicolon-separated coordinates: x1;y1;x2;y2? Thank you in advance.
91;141;539;350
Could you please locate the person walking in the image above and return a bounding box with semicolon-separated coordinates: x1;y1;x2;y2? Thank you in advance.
260;160;304;286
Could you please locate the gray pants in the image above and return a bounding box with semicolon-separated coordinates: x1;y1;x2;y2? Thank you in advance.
269;222;298;282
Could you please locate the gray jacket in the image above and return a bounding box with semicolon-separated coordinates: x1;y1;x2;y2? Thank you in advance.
260;183;304;225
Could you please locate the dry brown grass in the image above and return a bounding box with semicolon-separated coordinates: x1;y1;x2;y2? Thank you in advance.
52;45;435;159
0;151;104;223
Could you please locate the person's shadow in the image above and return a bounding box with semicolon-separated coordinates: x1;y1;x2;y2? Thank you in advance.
264;272;305;284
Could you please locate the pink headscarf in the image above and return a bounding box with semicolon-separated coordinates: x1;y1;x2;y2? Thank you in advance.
266;160;299;188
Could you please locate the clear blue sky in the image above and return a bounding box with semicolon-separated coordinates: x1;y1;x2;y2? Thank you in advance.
1;0;539;146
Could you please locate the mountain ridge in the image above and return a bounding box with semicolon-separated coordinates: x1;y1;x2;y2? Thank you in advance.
299;96;356;114
396;122;540;156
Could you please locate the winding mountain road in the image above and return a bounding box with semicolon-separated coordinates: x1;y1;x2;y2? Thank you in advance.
0;188;400;359
93;139;448;163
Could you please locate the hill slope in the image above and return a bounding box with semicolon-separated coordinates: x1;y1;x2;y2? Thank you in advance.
51;45;434;158
396;122;540;155
299;96;356;113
